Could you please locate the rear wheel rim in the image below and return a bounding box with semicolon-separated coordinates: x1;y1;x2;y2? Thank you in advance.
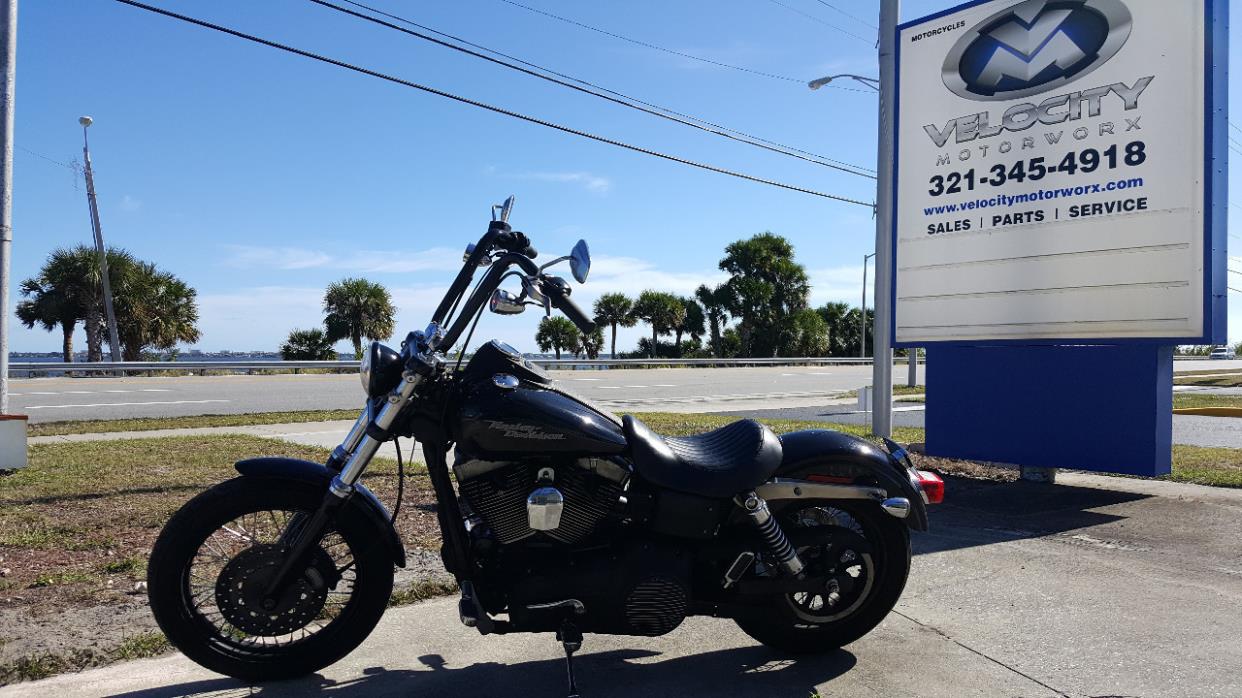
783;506;877;624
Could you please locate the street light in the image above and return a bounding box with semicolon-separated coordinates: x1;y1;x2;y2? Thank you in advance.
808;74;880;92
861;252;876;358
79;115;122;363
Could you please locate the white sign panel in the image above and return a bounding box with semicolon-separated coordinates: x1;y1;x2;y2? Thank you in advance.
894;0;1220;344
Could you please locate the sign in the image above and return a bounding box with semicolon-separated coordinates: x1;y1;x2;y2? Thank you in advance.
893;0;1226;345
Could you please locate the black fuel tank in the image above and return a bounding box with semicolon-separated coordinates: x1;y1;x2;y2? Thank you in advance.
455;346;627;458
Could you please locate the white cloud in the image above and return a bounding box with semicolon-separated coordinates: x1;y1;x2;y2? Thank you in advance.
221;245;464;273
120;194;141;212
808;265;866;308
488;167;612;194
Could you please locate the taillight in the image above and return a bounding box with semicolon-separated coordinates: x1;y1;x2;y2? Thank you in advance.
916;470;944;505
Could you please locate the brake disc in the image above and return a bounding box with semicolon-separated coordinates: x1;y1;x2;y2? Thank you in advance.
214;543;337;636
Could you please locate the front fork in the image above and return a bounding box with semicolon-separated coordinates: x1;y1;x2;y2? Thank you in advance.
262;361;432;599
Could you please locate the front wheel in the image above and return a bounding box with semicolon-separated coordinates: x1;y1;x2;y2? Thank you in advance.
147;476;394;682
735;501;911;654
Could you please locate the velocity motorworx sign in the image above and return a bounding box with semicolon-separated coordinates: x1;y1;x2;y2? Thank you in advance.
893;0;1226;345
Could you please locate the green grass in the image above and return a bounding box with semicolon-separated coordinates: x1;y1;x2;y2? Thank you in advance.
630;411;927;445
26;409;360;437
1167;445;1242;487
29;571;100;588
0;632;170;685
1174;374;1242;388
1172;394;1242;410
388;579;459;607
839;384;926;400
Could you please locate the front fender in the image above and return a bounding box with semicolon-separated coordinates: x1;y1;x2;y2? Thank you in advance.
776;430;929;531
235;457;407;567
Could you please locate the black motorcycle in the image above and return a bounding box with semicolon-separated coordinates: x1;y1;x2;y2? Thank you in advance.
147;197;944;695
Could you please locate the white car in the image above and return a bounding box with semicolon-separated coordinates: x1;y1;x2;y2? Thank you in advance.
1209;347;1232;360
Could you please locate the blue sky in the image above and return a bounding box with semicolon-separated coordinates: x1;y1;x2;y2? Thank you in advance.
7;0;1240;354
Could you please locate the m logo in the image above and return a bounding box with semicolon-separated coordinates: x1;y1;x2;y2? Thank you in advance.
942;0;1132;101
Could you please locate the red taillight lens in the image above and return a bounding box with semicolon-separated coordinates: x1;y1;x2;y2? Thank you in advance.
916;470;944;504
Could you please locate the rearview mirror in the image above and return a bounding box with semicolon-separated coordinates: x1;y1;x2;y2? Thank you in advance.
489;289;526;315
570;239;590;283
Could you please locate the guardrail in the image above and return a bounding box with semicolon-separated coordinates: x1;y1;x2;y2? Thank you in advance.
8;356;887;377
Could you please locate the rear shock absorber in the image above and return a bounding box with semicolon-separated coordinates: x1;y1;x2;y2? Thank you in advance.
735;491;804;576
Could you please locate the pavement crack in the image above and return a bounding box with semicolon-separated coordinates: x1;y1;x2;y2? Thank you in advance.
892;609;1072;698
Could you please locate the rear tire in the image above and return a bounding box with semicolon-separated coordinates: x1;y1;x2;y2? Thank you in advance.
147;476;394;682
735;502;910;654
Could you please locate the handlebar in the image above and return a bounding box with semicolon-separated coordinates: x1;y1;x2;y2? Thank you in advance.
546;282;596;335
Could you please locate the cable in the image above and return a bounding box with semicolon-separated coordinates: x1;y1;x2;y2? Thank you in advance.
496;0;805;83
767;0;873;44
390;437;405;524
312;0;876;178
19;146;76;170
812;0;879;30
111;0;874;207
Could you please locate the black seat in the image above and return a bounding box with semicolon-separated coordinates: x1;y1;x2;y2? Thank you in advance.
622;415;783;498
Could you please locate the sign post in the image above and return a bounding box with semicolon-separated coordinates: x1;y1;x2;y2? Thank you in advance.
893;0;1227;476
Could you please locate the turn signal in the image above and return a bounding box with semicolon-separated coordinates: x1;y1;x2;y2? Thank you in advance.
916;470;944;505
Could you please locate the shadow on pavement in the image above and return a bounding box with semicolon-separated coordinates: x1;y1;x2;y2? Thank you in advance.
918;474;1151;555
109;646;857;698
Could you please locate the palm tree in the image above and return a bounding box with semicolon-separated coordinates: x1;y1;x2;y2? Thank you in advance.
592;292;635;358
696;284;731;358
536;316;580;360
575;325;605;359
281;328;339;360
16;248;86;362
17;245;135;362
323;278;397;359
673;296;705;351
111;260;202;361
631;290;685;359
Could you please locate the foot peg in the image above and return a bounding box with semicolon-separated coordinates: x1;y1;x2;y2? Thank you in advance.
458;581;503;635
557;621;583;698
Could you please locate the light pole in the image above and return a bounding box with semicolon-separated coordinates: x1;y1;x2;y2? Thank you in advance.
808;74;880;92
861;252;875;358
80;116;122;363
871;0;899;437
0;0;14;413
810;0;898;436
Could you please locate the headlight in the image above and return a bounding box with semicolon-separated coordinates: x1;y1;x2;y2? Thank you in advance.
361;341;403;397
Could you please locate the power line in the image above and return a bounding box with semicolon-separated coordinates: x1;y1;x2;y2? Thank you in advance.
495;0;806;83
18;146;75;170
767;0;873;44
111;0;874;208
312;0;876;178
812;0;879;30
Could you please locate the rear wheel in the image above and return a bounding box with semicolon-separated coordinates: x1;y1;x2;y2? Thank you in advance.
147;477;394;681
735;502;910;654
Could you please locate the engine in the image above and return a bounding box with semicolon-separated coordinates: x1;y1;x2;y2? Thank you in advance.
455;457;627;546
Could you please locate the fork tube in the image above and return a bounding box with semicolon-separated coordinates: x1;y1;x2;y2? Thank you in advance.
327;404;371;472
335;371;423;490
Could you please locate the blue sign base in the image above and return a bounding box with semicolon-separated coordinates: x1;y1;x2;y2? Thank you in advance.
925;345;1173;477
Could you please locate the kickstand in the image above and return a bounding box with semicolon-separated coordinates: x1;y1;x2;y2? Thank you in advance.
556;621;583;698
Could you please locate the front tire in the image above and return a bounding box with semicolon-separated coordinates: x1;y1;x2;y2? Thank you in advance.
735;502;911;654
147;476;394;682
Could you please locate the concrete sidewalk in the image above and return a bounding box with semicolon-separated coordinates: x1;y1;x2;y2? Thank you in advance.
4;469;1241;697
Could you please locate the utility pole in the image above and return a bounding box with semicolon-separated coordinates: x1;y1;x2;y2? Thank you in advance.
871;0;899;437
861;252;875;358
80;116;122;363
0;0;14;414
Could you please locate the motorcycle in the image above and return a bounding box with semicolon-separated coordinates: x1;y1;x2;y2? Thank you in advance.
147;197;944;696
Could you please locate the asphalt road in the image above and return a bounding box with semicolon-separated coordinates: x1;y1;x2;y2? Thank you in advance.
5;472;1240;698
6;366;896;423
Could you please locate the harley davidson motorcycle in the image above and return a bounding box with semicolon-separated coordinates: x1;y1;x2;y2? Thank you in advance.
147;197;944;695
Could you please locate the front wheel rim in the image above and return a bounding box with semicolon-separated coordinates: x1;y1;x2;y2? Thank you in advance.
182;508;361;652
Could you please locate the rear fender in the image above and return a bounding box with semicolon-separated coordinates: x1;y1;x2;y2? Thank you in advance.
775;430;929;531
235;457;407;567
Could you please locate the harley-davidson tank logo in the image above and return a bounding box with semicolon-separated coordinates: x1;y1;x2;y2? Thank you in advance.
486;421;566;441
